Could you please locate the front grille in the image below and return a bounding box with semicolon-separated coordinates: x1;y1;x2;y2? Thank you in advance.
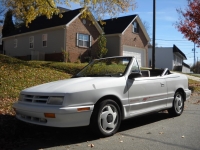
18;113;47;123
22;95;49;104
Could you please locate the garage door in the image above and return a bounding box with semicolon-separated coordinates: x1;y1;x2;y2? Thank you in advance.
123;45;146;67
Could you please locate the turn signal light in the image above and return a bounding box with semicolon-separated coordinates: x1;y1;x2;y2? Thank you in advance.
77;107;90;112
44;113;55;118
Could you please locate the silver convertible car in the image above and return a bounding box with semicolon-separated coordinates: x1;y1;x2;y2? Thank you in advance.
13;56;191;136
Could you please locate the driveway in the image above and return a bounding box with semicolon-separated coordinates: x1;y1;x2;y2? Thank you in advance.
15;94;200;150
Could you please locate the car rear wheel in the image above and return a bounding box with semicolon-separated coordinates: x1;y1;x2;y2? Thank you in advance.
168;92;184;116
91;100;121;137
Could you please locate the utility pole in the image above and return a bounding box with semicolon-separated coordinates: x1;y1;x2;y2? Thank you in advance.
192;43;196;66
197;57;198;73
152;0;156;70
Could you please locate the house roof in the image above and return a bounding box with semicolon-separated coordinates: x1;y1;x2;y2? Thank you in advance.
4;8;82;37
3;8;103;37
99;15;150;41
183;62;190;68
100;15;137;34
173;45;187;60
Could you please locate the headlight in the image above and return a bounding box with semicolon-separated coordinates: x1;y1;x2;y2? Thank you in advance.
18;94;24;101
47;96;64;105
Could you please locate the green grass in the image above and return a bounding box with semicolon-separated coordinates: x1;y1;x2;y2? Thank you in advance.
188;79;200;93
0;54;87;99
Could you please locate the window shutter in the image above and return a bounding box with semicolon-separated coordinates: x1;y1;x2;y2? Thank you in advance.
90;35;92;47
132;22;134;32
76;33;79;46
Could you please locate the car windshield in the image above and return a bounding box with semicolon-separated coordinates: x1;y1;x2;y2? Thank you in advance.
75;57;132;77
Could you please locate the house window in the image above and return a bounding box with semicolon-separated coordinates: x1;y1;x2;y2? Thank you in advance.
133;21;139;33
77;33;91;47
29;36;34;49
42;34;47;47
14;39;17;48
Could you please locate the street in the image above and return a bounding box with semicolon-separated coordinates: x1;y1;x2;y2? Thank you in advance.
17;94;200;150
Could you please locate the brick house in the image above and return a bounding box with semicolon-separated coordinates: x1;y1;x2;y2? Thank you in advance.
2;8;150;65
2;8;103;62
101;15;150;67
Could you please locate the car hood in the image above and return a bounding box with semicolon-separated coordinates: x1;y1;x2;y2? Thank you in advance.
21;77;125;95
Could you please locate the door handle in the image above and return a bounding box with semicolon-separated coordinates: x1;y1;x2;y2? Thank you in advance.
160;83;165;87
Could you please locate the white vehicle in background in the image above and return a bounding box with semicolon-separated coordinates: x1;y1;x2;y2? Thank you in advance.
13;56;191;136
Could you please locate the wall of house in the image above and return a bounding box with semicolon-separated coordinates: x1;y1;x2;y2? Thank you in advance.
173;53;183;67
3;26;65;61
148;47;173;70
182;65;190;73
66;17;100;62
105;35;121;57
121;20;149;67
123;45;146;67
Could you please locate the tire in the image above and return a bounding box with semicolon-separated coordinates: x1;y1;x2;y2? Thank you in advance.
91;99;121;137
168;92;184;116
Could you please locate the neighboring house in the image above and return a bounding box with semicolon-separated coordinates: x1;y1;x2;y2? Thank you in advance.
182;62;191;73
2;8;150;64
100;15;150;67
2;8;103;62
148;45;190;73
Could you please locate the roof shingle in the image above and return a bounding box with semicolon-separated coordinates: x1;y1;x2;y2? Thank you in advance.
4;8;82;37
99;15;137;34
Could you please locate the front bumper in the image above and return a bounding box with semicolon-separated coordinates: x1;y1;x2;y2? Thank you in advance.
184;89;191;101
13;102;94;127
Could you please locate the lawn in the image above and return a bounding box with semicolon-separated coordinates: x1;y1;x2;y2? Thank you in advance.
188;79;200;93
0;54;86;115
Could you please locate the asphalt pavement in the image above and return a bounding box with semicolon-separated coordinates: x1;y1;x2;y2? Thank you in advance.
18;94;200;150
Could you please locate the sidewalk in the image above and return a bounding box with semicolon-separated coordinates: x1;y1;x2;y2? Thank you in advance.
185;74;200;81
171;71;200;82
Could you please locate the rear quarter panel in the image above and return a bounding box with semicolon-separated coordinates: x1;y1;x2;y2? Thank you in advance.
165;73;189;107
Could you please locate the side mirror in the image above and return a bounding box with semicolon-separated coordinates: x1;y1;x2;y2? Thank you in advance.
128;72;142;80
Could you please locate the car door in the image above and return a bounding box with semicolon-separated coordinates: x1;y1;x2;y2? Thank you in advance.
126;59;168;116
127;76;168;116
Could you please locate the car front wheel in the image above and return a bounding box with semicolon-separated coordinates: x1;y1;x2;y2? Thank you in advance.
168;92;184;116
91;100;121;137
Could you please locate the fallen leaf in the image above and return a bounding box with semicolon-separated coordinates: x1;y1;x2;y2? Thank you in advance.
88;144;94;148
159;132;164;134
